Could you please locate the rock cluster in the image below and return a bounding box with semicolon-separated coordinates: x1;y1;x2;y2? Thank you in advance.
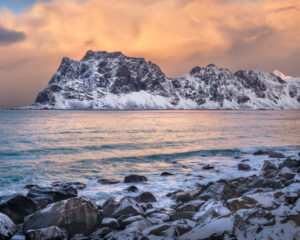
0;151;299;239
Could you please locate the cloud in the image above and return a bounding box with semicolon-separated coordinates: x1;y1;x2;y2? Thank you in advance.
0;25;26;46
0;0;299;108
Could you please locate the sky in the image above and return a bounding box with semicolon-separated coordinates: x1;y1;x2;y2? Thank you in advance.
0;0;299;109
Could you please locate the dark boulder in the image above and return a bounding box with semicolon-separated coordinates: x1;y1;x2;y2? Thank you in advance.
125;186;139;192
113;197;145;218
27;185;77;208
51;182;86;190
25;226;67;240
161;172;174;176
268;151;285;158
261;160;277;178
124;175;147;183
0;194;40;224
0;212;17;240
135;192;157;203
253;150;269;155
102;199;119;218
23;197;101;236
238;163;251;171
279;158;300;170
202;164;214;170
98;178;120;185
101;218;120;230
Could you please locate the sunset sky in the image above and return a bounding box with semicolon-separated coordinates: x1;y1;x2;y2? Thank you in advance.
0;0;299;109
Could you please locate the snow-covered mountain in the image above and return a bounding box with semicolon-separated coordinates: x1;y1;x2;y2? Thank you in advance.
24;50;300;110
272;69;292;80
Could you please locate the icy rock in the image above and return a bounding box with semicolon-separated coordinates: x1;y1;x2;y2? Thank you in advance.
135;192;157;203
101;218;119;230
23;197;101;236
0;212;17;240
25;226;67;240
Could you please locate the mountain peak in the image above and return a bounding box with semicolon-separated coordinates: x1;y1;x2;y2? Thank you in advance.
272;69;292;80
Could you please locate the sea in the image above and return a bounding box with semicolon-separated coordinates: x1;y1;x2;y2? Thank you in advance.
0;110;299;208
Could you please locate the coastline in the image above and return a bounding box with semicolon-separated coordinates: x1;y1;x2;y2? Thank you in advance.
1;149;300;240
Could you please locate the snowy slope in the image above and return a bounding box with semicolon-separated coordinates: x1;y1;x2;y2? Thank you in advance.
24;50;300;110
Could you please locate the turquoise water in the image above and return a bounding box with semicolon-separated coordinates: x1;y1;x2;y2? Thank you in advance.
0;110;299;205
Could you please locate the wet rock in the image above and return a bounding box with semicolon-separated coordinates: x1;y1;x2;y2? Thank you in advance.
0;194;40;224
172;219;196;236
170;212;195;221
113;197;145;218
142;223;173;237
238;163;251;171
125;186;138;192
269;151;285;158
199;181;240;201
25;226;67;240
124;175;147;183
0;213;17;240
161;172;174;176
279;158;300;170
27;185;77;208
253;150;269;155
51;182;86;190
24;184;39;189
172;190;201;203
102;199;119;218
101;218;119;230
226;196;257;212
252;178;284;189
261;160;277;178
89;227;112;239
97;178;120;185
120;215;144;228
278;167;295;181
179;216;234;240
280;214;300;226
202;164;214;170
23;197;101;236
176;200;205;213
135;192;157;203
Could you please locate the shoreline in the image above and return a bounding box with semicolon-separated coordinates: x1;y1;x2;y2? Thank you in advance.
1;149;300;239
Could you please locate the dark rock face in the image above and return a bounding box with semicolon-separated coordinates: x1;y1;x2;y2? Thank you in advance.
27;185;77;208
23;197;101;236
0;213;17;240
0;194;40;224
135;192;157;203
98;178;120;185
268;151;285;158
125;186;139;192
124;175;147;183
25;226;68;240
238;163;251;171
27;50;300;110
161;172;174;176
202;164;215;170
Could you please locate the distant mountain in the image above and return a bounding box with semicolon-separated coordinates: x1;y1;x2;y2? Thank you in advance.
272;69;293;80
23;50;300;110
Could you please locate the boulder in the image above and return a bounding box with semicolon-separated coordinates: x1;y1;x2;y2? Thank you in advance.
0;213;17;240
124;175;147;183
253;150;269;155
261;160;277;178
101;218;119;230
142;223;173;236
172;219;196;236
113;197;145;218
171;190;201;203
27;185;77;208
135;192;157;203
226;196;257;212
269;151;285;158
202;164;214;170
279;158;300;170
89;227;113;239
175;200;205;213
51;182;86;190
23;197;101;236
0;194;40;224
125;186;139;192
102;199;119;218
238;163;251;171
120;215;144;228
25;226;67;240
97;178;120;185
160;172;174;176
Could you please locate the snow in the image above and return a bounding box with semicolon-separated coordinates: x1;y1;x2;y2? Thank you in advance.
179;216;234;240
272;69;293;80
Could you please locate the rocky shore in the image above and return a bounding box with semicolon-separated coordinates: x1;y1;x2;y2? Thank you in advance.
0;150;300;240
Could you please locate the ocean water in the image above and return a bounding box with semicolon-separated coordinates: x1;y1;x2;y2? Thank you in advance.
0;110;299;207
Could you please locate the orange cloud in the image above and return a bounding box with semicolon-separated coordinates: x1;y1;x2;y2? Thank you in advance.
0;0;299;108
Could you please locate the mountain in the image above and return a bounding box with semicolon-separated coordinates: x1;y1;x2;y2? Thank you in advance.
24;50;300;110
272;69;292;80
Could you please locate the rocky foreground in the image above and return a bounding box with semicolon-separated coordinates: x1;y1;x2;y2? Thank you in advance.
0;150;300;240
